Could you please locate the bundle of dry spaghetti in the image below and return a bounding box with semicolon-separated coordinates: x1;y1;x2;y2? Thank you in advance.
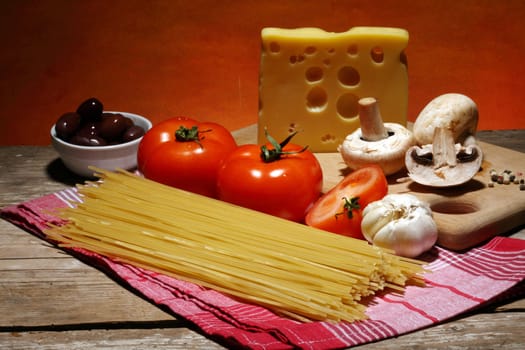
45;168;426;323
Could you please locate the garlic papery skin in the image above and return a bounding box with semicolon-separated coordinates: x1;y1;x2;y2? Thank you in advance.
361;194;438;258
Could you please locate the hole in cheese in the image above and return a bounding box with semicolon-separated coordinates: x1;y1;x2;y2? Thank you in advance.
338;66;360;86
320;133;336;143
305;46;317;55
347;44;358;56
336;93;359;119
305;66;324;83
269;41;280;53
306;86;328;112
290;54;306;64
371;46;384;63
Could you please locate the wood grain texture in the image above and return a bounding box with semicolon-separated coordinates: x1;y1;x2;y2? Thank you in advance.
0;129;524;349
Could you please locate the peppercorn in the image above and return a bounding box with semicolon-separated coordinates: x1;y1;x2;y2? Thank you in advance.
503;173;511;185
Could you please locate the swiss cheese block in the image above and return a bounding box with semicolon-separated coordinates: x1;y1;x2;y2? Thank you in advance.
258;27;409;152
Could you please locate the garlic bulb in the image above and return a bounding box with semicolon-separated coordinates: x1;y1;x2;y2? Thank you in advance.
361;194;438;258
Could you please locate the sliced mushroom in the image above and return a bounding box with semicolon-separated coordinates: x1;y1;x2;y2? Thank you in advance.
338;97;415;176
405;127;482;187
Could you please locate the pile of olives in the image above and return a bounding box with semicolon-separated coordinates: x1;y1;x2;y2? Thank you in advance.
55;98;145;146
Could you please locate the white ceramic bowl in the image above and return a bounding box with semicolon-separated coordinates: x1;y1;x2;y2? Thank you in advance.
51;111;152;178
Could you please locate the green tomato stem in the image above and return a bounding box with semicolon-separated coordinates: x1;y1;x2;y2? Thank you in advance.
174;126;211;148
259;128;308;163
335;196;361;219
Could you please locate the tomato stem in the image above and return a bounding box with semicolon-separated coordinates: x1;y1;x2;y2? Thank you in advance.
175;126;211;147
335;196;361;219
260;128;308;163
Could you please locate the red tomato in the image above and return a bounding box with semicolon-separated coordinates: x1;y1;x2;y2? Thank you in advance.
216;134;323;222
305;165;388;239
137;117;237;198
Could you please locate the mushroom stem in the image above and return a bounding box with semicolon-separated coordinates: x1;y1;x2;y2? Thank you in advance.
358;97;389;141
433;127;457;169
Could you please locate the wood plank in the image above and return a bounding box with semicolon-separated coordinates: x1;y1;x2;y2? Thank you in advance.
0;252;174;327
0;150;176;327
1;310;523;349
476;129;525;154
0;327;225;350
0;279;174;327
0;223;56;258
0;146;79;208
0;208;175;327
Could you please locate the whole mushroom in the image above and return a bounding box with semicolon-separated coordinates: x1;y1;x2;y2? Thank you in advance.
338;97;415;176
406;93;483;187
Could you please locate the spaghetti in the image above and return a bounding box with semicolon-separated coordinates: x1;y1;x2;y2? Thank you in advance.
45;168;426;322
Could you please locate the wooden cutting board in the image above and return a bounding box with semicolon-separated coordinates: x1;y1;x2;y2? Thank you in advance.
233;125;525;251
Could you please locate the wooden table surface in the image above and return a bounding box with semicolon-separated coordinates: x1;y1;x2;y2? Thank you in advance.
1;128;524;349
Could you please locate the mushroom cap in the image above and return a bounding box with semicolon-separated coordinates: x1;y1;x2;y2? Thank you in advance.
338;123;415;176
413;93;478;145
405;143;483;187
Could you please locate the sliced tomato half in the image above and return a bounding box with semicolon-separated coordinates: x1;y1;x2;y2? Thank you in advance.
305;165;388;239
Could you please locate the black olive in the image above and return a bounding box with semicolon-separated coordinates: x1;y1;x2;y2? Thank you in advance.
98;113;130;142
122;125;145;143
60;98;144;146
75;121;101;139
69;134;107;146
55;112;81;140
76;97;103;121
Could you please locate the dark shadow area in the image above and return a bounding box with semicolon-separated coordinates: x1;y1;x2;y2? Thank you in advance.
406;178;486;196
46;157;93;186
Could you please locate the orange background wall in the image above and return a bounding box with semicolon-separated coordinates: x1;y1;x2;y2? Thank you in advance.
1;0;524;146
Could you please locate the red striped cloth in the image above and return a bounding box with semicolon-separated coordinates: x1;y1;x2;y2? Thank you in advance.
2;188;524;349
